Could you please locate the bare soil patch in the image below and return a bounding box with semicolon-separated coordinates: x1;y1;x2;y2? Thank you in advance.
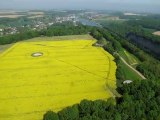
0;15;25;18
153;31;160;36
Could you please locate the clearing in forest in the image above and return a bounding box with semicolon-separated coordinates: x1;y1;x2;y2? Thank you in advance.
0;38;116;120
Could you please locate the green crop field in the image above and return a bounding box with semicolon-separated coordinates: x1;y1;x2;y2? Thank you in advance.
0;37;117;120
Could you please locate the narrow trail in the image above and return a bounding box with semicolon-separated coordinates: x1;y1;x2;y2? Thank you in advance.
96;48;121;97
119;55;146;80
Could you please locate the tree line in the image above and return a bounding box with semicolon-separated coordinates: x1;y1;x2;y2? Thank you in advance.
44;79;160;120
0;22;92;45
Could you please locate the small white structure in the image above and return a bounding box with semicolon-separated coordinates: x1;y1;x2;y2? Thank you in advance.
123;80;133;84
32;52;43;57
48;23;54;26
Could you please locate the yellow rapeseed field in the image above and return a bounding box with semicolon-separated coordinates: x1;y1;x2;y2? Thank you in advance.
0;39;117;120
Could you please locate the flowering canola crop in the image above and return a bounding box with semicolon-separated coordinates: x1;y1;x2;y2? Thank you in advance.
0;39;117;120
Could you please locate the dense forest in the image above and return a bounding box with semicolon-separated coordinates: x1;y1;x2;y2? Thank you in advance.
99;15;160;59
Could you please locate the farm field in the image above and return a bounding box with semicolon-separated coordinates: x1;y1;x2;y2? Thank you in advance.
0;10;44;18
0;38;117;120
28;15;44;19
0;15;25;18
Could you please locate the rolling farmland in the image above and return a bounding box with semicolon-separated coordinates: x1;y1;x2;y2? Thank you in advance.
0;38;117;120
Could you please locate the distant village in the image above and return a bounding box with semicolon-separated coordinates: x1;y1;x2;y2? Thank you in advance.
0;11;104;36
0;14;78;36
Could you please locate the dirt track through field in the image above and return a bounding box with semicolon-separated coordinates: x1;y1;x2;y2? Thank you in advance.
119;55;146;79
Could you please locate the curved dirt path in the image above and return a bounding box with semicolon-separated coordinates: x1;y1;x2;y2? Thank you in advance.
119;56;146;80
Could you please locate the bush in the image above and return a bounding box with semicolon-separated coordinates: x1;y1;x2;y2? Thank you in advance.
43;111;59;120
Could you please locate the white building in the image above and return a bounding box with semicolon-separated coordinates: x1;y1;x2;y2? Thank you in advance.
123;80;133;84
48;23;54;26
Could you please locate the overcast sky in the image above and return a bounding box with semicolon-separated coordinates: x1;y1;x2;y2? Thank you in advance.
0;0;160;13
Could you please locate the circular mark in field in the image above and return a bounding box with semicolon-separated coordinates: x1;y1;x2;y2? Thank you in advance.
32;52;43;57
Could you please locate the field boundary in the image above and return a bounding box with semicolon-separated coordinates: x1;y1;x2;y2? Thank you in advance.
95;47;120;97
0;43;19;58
